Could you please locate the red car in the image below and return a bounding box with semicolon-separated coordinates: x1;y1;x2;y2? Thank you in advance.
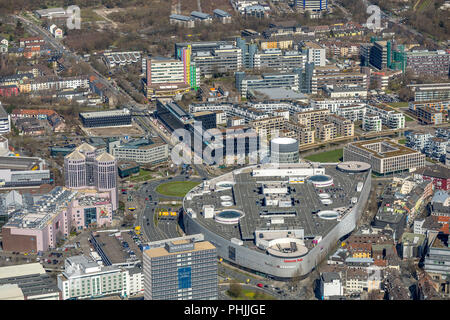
145;198;149;201
257;283;263;288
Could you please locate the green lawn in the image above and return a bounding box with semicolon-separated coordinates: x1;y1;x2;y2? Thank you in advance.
228;289;275;300
155;181;201;197
129;169;153;182
388;102;408;109
404;114;415;122
304;149;343;162
398;139;406;145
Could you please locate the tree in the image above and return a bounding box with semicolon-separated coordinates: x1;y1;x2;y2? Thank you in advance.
227;280;243;298
288;266;303;292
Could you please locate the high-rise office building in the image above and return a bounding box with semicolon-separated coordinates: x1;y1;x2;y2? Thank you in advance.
143;235;218;300
64;143;118;210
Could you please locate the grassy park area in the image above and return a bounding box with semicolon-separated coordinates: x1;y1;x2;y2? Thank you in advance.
155;181;201;197
388;102;408;109
304;148;343;162
404;114;415;122
128;169;153;183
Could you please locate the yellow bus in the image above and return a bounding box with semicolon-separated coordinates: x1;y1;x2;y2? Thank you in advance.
128;207;136;211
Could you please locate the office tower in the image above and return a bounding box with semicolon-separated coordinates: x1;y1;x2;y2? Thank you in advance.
64;150;87;189
143;235;218;300
64;143;118;210
76;143;97;186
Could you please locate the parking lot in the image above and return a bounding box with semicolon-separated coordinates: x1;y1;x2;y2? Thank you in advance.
0;245;82;269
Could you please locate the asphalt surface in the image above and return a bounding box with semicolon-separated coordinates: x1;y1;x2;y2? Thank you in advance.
13;14;136;102
134;175;202;242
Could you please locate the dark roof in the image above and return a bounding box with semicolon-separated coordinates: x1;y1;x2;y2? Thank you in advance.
416;164;450;180
0;273;59;297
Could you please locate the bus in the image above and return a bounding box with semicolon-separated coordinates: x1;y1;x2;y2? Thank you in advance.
128;207;136;212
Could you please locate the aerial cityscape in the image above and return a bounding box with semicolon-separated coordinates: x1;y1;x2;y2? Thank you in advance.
0;0;449;306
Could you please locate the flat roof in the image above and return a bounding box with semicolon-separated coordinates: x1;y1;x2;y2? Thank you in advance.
0;156;43;171
80;108;130;119
144;241;216;258
184;163;370;251
347;139;420;159
0;263;45;280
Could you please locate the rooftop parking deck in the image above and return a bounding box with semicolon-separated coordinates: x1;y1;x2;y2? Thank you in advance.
184;163;369;253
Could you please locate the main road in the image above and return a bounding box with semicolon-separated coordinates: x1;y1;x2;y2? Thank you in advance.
12;13;135;102
134;174;202;242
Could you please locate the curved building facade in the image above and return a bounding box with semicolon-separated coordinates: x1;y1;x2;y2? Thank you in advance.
94;153;117;191
183;162;371;280
270;137;299;164
64;150;87;188
64;143;118;210
0;105;11;134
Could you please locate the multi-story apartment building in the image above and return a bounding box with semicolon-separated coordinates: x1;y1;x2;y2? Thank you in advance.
259;36;294;51
408;83;450;102
284;121;315;145
362;114;382;132
311;71;367;95
370;70;403;91
365;104;405;129
406;50;450;77
109;138;169;165
408;100;450;114
58;255;143;300
227;116;245;127
406;131;449;163
236;72;300;97
323;84;368;99
249;115;287;136
344;139;426;174
424;236;450;285
316;122;336;141
190;45;242;76
310;98;363;113
424;137;448;162
296;108;330;128
254;49;306;71
143;235;218;300
328;114;354;137
336;104;366;122
24;77;89;92
213;110;227;125
405;131;433;151
301;41;326;66
414;106;444;125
